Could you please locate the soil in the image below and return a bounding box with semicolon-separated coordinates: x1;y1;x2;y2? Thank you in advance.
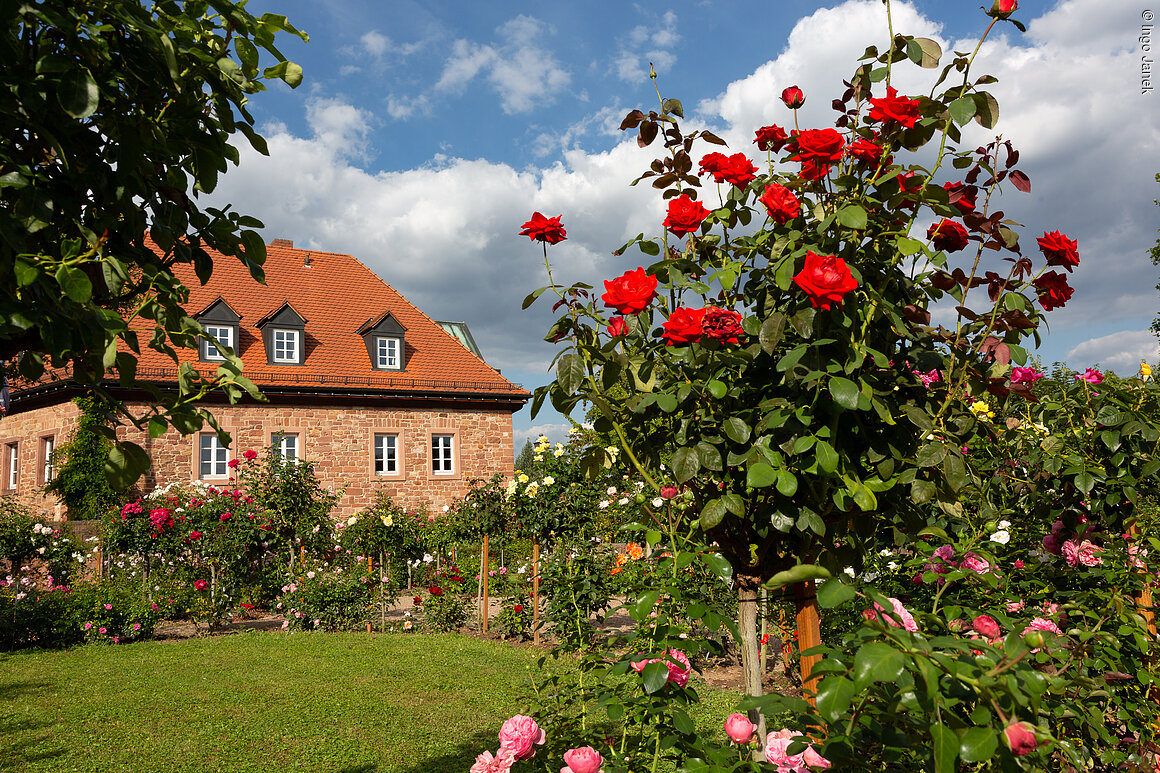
150;594;802;697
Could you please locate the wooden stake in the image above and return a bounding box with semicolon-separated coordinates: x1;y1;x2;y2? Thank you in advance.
532;537;541;645
481;534;490;633
1130;523;1157;636
759;588;769;678
795;580;822;704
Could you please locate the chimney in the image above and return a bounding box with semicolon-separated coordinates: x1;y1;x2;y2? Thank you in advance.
270;238;293;248
303;252;313;268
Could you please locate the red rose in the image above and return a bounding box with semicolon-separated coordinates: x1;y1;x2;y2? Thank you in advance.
781;85;805;109
791;129;845;181
702;308;744;344
514;604;523;614
602;267;658;314
243;449;258;461
927;219;970;252
429;586;444;597
228;459;240;469
413;596;422;605
794;251;858;310
519;212;567;244
219;512;231;522
661;307;706;346
759;184;800;224
942;182;976;215
989;0;1018;19
1036;230;1079;271
698;152;727;178
1003;722;1039;756
846;137;888;166
717;153;757;187
972;614;1001;640
754;124;789;152
1033;271;1073;311
663;194;711;237
896;171;922;192
189;530;202;541
868;86;922;128
607;316;628;337
194;579;208;591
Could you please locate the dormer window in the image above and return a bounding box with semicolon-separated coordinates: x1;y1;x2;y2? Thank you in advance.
359;312;408;371
256;302;307;366
204;325;233;361
194;297;241;364
375;336;401;369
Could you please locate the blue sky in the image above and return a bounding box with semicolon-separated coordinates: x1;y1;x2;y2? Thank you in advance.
209;0;1160;446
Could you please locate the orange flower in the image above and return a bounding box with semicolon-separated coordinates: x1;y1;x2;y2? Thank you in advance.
626;542;644;560
615;553;628;568
610;567;622;576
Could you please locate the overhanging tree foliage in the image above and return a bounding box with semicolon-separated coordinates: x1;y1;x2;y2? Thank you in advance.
0;0;306;486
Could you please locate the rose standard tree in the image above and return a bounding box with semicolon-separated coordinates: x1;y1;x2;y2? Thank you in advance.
525;1;1081;759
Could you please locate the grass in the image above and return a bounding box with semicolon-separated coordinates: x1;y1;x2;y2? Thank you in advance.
0;631;741;773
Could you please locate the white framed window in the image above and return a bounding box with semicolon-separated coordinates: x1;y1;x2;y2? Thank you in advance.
273;329;299;363
374;434;397;475
375;336;401;369
198;434;229;478
272;432;298;460
432;434;454;476
204;325;233;361
6;442;17;489
42;437;54;483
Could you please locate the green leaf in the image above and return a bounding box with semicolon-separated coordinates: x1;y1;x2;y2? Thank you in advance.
764;564;831;590
815;676;856;723
672;709;695;735
747;461;777;488
263;60;304;88
631;590;661;621
909;37;942;68
722;492;745;516
700;499;727;529
642;660;669;694
760;312;787;354
706;379;727;399
521;287;548;309
836;204;868;230
55;265;93;303
817;578;856;609
916;443;948;468
931;724;959;773
1074;471;1096;494
815;440;838;473
13;258;39;287
895;236;924;256
105;441;150;490
723;418;751;444
853;641;906;690
58;68;100;119
776;469;798;497
701;552;733;581
948;96;976;125
672;446;700;483
790;308;815;337
972;91;999;129
959;727;998;763
556;353;585;396
829;377;860;410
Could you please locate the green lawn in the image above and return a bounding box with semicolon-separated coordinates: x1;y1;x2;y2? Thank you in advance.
0;631;740;773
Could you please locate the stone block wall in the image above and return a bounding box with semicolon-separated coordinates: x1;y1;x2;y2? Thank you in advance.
0;399;81;518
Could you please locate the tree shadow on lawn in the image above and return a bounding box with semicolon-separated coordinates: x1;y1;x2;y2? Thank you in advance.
389;729;500;773
0;680;67;769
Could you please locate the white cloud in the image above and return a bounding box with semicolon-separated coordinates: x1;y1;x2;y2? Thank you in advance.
615;10;680;82
434;16;571;114
1065;330;1159;374
515;423;573;448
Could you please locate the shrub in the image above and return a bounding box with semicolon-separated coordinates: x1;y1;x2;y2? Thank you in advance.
277;568;372;632
495;597;533;641
420;585;469;632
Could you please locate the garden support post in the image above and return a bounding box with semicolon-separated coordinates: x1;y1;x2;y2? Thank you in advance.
481;534;490;633
532;537;540;646
795;580;822;704
759;588;768;677
737;574;766;760
1130;523;1157;636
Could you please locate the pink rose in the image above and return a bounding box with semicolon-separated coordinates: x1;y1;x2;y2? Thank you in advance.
194;579;208;592
498;715;546;761
630;649;691;687
1004;721;1040;755
1005;599;1025;613
960;553;992;574
765;729;830;771
972;615;1001;640
1074;367;1103;384
1010;366;1044;384
724;713;756;744
1021;617;1063;636
866;597;918;632
561;746;604;773
471;749;515;773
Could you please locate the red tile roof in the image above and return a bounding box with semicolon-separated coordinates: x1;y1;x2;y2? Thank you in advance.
130;240;529;399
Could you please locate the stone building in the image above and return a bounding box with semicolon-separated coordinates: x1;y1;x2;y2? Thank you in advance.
2;239;528;519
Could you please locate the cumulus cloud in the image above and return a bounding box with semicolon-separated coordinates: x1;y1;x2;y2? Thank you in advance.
434;16;571;114
1065;330;1160;374
515;423;573;448
615;10;680;82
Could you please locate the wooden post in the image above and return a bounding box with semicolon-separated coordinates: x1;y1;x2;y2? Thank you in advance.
481;534;490;633
532;537;541;645
368;555;374;634
795;580;822;704
1130;524;1157;636
759;588;769;677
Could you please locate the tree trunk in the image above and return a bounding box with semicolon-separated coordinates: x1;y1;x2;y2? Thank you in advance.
737;573;767;758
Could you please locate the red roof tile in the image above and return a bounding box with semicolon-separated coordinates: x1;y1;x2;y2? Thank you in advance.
131;240;529;399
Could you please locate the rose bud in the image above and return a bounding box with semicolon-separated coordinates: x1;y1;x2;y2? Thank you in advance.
1023;630;1045;649
1003;721;1040;755
988;0;1017;18
780;85;805;109
660;486;678;500
724;713;756;744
